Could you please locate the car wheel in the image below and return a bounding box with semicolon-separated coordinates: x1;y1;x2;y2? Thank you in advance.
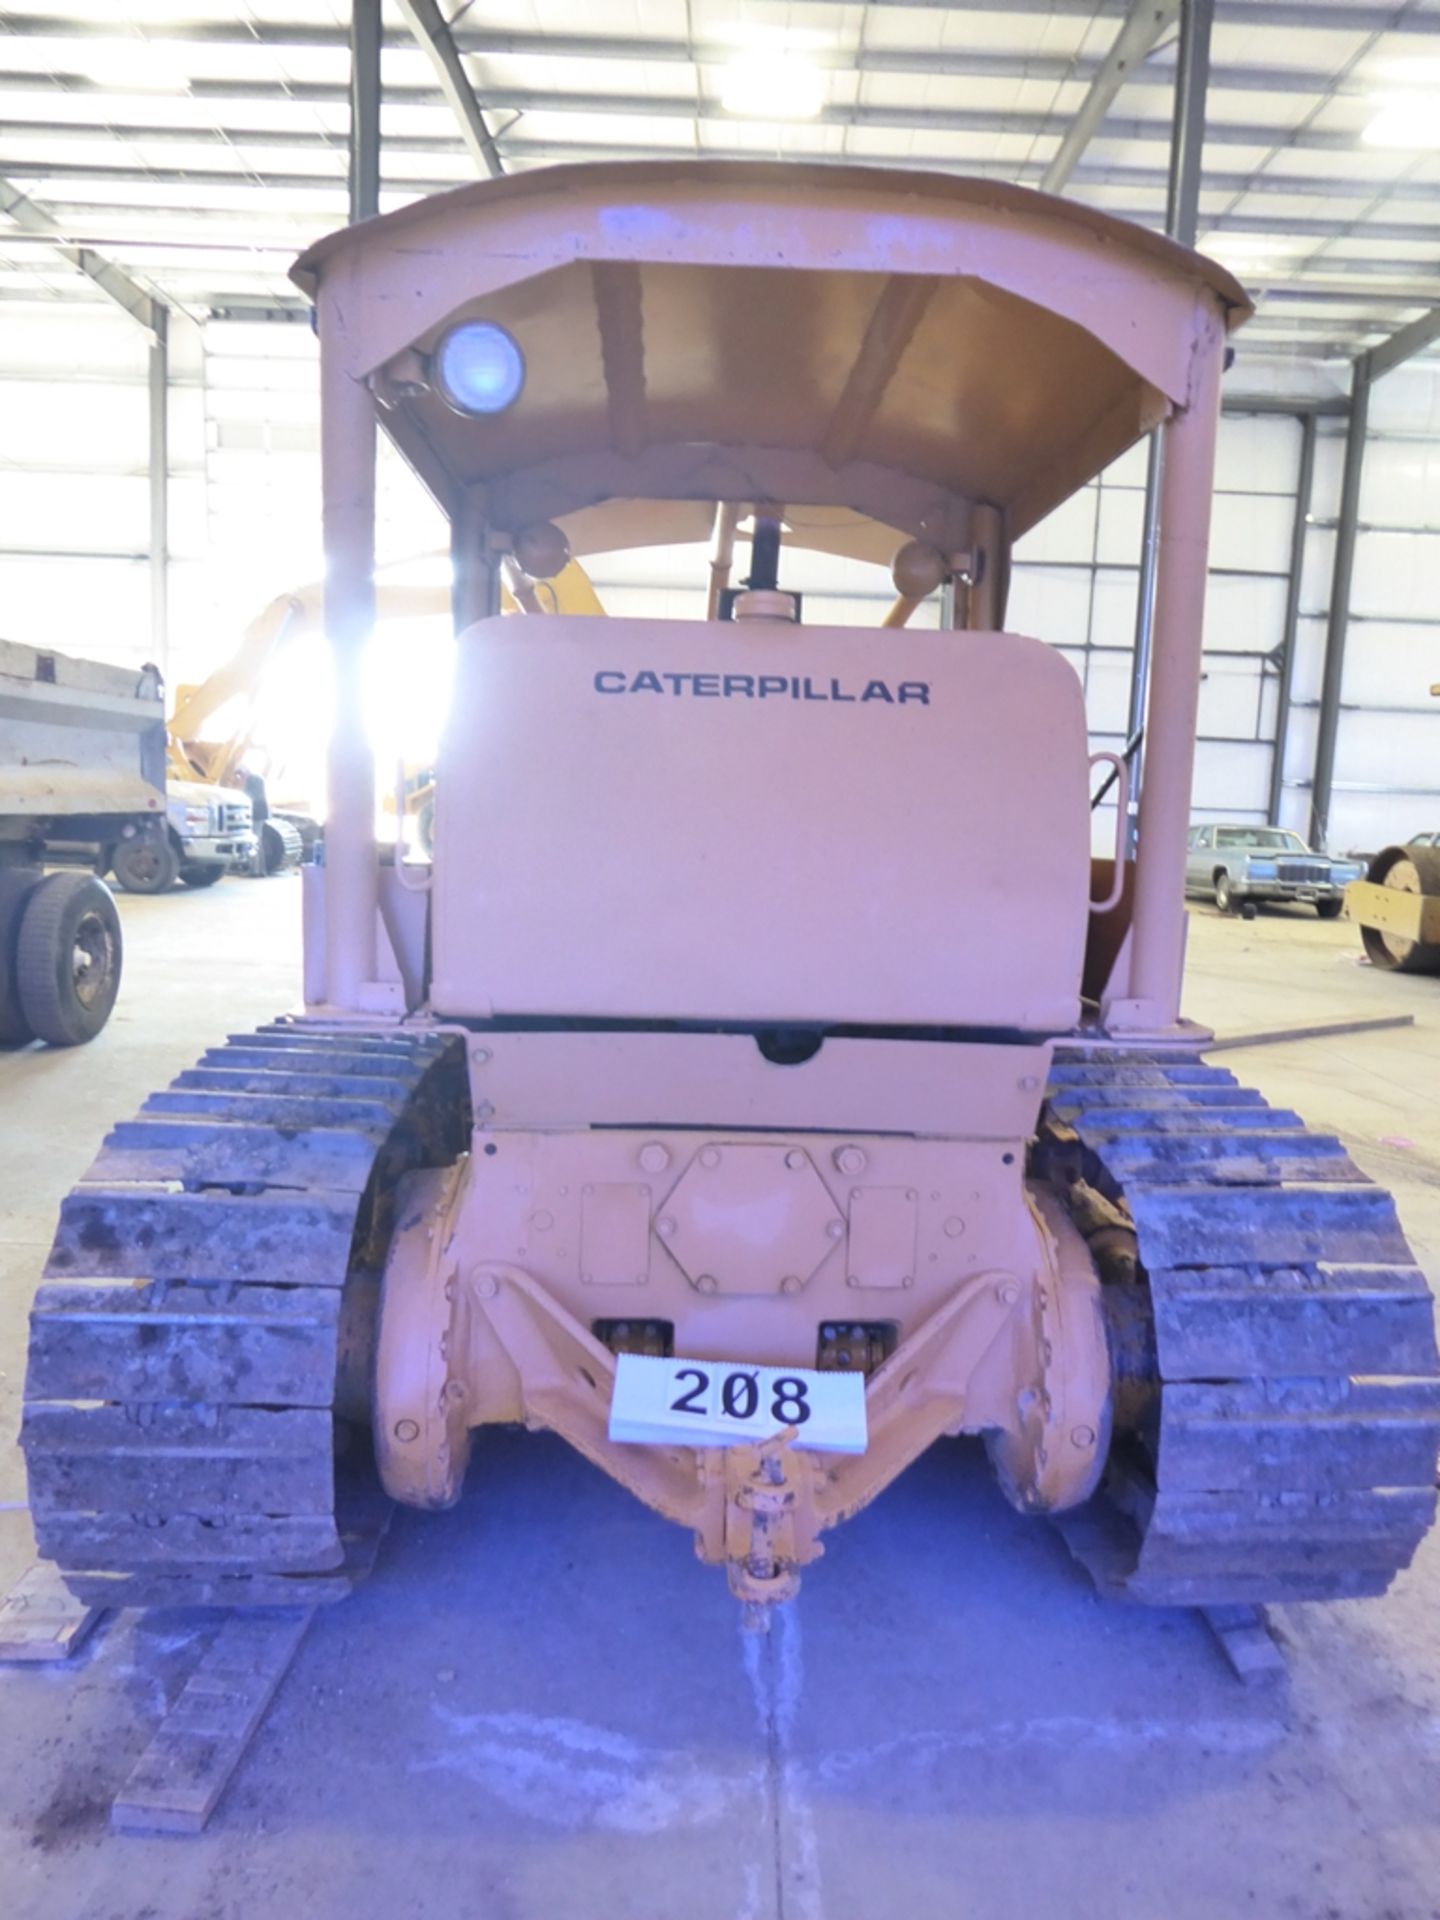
1316;897;1345;920
1215;872;1235;914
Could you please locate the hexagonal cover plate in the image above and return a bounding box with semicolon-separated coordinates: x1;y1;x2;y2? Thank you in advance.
662;1144;843;1294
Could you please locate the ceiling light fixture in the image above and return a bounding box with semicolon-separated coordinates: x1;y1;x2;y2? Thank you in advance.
75;38;190;94
1364;92;1440;149
719;55;825;121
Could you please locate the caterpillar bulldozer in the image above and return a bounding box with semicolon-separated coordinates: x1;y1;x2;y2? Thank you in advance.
22;163;1440;1623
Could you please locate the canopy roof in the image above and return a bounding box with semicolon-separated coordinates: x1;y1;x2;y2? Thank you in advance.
294;161;1250;559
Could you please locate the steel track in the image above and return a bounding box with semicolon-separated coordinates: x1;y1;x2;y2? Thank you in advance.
21;1029;1440;1612
21;1023;467;1610
1042;1046;1440;1606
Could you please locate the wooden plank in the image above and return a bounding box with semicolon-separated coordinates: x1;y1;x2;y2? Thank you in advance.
45;1188;360;1285
1202;1605;1287;1685
0;1562;104;1664
27;1282;339;1405
22;1405;334;1516
111;1608;314;1835
86;1118;381;1195
1344;880;1440;943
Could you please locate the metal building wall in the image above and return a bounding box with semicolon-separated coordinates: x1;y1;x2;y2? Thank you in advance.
1002;409;1301;852
1272;367;1440;856
0;302;205;681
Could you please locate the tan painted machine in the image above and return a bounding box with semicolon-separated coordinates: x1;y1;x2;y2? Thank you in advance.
23;164;1440;1621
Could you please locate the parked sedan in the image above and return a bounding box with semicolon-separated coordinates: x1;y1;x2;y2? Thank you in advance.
1184;824;1366;918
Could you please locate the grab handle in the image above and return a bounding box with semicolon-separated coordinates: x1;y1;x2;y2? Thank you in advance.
1088;750;1129;915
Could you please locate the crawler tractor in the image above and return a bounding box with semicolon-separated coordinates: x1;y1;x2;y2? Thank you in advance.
23;164;1440;1619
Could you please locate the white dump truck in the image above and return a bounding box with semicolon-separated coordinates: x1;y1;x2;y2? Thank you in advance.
0;636;166;1043
110;775;258;894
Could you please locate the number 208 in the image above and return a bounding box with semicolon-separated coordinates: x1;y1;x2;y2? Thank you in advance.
669;1367;811;1426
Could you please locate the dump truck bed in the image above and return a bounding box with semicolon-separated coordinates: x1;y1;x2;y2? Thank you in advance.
0;636;167;832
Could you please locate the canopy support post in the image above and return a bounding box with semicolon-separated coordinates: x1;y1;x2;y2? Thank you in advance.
319;294;379;1010
1107;314;1225;1033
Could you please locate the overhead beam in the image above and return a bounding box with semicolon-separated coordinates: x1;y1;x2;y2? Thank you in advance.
3;4;1434;50
16;129;1440;221
1163;0;1212;251
349;0;382;223
1041;1;1180;195
1365;304;1440;382
394;0;504;180
0;68;1394;158
0;173;160;333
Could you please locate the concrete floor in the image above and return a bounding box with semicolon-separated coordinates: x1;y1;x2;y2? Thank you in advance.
3;880;1440;1920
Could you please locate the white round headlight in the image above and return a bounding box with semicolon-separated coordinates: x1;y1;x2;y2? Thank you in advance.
433;321;525;416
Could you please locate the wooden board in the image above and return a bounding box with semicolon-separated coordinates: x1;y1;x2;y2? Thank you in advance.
1345;880;1440;943
1202;1605;1288;1685
111;1608;313;1835
0;1562;104;1663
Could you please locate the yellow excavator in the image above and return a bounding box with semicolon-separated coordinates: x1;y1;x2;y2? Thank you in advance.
167;556;604;866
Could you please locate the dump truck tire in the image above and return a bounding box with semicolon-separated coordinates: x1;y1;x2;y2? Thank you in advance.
113;833;179;895
0;866;44;1045
179;864;226;889
1358;845;1440;973
16;873;123;1047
